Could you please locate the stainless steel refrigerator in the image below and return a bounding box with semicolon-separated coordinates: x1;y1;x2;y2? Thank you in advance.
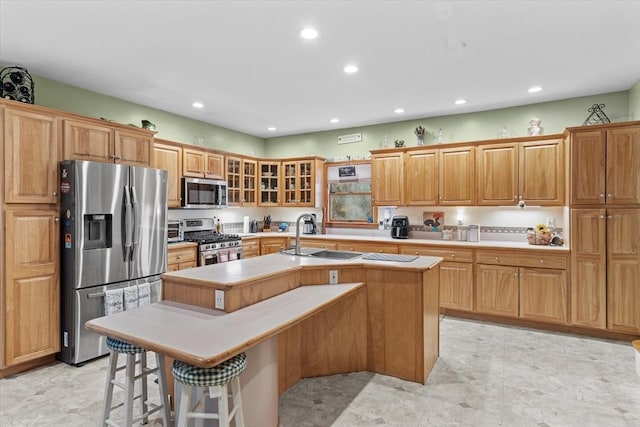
59;160;168;365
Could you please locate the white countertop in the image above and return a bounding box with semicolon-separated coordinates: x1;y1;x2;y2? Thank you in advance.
163;251;442;287
86;283;365;367
252;232;569;252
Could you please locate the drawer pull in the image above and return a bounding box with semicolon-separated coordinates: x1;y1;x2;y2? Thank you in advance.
495;256;500;261
450;253;455;258
539;259;544;264
177;255;182;259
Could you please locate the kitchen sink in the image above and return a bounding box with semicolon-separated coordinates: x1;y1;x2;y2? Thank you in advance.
282;248;362;260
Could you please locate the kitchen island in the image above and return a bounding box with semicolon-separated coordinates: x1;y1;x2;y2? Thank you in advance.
88;252;441;426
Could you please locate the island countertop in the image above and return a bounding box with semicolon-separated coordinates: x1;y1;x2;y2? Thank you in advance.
162;251;442;288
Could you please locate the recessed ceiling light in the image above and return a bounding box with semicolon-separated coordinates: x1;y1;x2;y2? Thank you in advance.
394;108;405;114
267;126;277;131
454;99;467;105
330;118;340;123
344;64;359;74
192;101;204;108
528;86;543;93
299;27;318;40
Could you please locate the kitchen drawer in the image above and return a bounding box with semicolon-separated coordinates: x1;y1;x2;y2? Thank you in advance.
242;239;260;252
168;246;197;265
400;245;473;263
476;250;567;270
336;241;398;254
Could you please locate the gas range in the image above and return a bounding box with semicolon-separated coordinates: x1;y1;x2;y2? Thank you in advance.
180;218;243;266
183;231;242;251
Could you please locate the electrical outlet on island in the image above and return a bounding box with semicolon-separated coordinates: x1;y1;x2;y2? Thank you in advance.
214;289;225;310
329;270;338;284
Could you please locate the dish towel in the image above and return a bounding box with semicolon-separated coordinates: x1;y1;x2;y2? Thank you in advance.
229;248;238;261
123;286;139;310
104;288;124;315
137;283;151;306
219;249;229;263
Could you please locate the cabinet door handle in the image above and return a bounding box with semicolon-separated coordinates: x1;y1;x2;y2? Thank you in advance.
514;272;518;277
607;193;613;198
599;193;605;198
54;217;60;223
52;191;57;196
607;215;613;220
600;215;606;219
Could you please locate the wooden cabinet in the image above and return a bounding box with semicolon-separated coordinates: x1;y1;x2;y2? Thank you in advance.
226;156;257;206
298;238;338;250
4;107;59;204
183;148;224;179
570;125;640;205
282;158;323;207
371;152;403;206
475;250;568;323
261;237;288;255
167;244;197;271
259;161;280;206
400;246;474;311
570;209;607;329
439;146;475;205
241;238;260;258
153;141;182;208
477;139;564;206
606;209;640;333
405;149;438;206
63;118;153;167
571;210;640;334
336;241;398;254
3;208;60;367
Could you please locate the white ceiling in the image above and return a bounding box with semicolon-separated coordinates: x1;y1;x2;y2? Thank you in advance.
1;1;639;138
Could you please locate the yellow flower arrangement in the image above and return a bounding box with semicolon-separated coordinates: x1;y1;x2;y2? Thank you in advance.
535;224;549;234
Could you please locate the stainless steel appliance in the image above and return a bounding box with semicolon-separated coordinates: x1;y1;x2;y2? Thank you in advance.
168;219;183;242
467;224;480;242
59;160;167;365
391;216;409;239
303;213;317;234
182;218;243;266
182;177;227;209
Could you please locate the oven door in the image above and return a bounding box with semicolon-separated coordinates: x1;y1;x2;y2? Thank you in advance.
199;250;218;266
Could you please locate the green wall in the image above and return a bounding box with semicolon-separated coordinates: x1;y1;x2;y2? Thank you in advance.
629;79;640;121
29;74;266;156
264;91;630;158
21;72;636;160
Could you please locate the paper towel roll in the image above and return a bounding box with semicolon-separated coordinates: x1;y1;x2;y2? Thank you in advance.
243;216;250;234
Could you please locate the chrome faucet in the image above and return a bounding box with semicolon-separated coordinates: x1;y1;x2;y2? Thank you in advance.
295;213;316;255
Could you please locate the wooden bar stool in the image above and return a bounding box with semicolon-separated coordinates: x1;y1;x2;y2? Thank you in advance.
172;352;247;427
101;337;172;426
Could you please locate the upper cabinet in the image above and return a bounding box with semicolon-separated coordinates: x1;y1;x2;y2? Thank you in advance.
4;105;59;204
569;124;640;206
259;161;280;206
371;152;404;206
477;138;564;206
63;118;153;167
282;158;324;207
439;146;475;205
153;140;183;208
183;147;224;179
405;149;438;206
227;156;257;206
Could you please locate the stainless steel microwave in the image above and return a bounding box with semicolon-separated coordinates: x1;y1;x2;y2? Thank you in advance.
181;177;227;209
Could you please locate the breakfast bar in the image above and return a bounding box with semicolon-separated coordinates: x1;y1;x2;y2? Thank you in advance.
86;252;442;426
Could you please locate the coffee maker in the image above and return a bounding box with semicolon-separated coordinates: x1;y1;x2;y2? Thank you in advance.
302;214;317;234
391;216;409;239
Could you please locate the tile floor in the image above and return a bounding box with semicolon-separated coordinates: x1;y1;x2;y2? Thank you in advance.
1;317;638;426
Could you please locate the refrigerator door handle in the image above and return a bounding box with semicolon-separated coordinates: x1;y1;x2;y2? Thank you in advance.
130;185;139;260
124;185;133;261
87;291;105;299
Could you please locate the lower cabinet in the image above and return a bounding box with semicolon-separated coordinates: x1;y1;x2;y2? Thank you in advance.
475;250;568;324
241;238;260;258
400;246;474;311
261;237;289;255
336;241;398;253
3;208;60;368
167;244;197;271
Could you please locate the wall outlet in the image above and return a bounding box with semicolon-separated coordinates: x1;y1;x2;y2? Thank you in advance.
214;290;225;310
329;270;338;284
